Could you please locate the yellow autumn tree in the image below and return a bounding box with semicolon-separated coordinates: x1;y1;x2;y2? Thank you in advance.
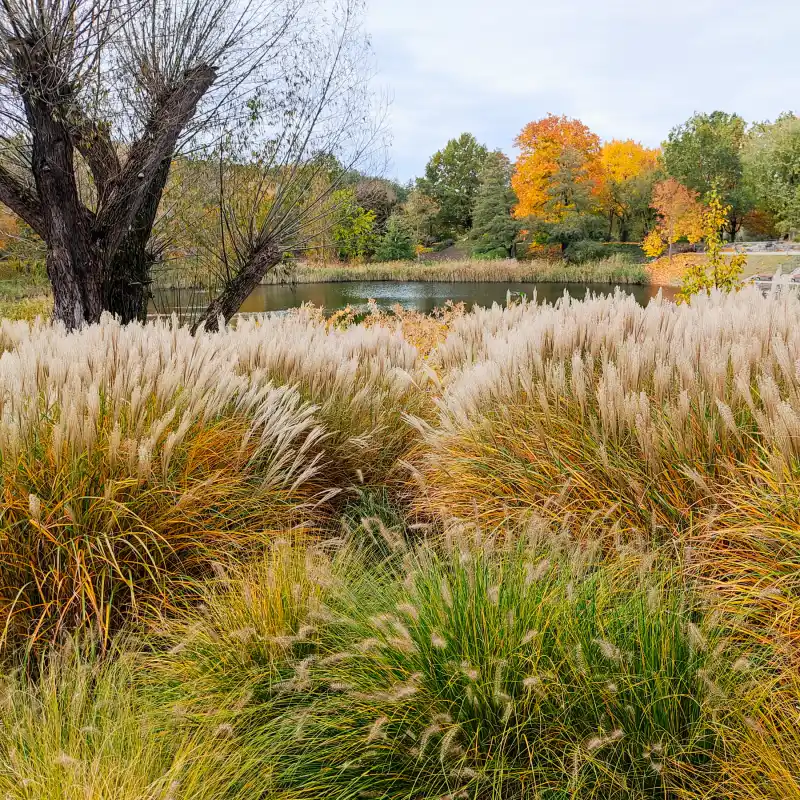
677;189;747;302
512;114;602;222
599;140;660;240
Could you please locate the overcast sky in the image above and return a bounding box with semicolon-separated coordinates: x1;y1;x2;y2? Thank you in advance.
365;0;800;182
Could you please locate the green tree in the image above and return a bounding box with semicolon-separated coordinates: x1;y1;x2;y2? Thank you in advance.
374;215;415;261
525;146;606;253
743;113;800;236
331;189;377;261
402;189;442;245
662;111;752;240
417;133;489;234
470;151;521;258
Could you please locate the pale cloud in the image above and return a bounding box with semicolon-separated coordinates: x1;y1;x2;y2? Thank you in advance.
366;0;800;180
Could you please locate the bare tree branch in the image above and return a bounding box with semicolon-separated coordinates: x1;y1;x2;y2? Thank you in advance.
0;160;43;234
193;0;385;330
0;0;382;329
69;115;121;200
96;62;216;256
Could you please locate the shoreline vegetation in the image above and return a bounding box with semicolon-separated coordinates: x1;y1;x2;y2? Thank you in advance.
1;288;800;798
261;254;650;285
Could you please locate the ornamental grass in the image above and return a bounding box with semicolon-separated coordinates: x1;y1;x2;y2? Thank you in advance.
0;288;799;799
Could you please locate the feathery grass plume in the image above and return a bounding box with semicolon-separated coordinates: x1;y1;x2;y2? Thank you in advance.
229;310;435;487
415;287;800;548
339;487;410;558
0;315;330;653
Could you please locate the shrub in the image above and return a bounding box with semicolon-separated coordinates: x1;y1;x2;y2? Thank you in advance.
0;294;52;322
564;239;607;264
374;215;415;262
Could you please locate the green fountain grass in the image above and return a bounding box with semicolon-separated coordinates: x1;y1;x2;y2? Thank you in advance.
0;638;237;800
149;532;765;800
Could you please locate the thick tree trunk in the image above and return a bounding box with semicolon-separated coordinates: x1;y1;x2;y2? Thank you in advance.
104;238;153;323
104;159;172;323
3;41;215;329
25;79;103;328
193;244;283;333
47;247;104;328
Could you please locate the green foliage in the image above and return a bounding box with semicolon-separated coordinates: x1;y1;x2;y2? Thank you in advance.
663;111;752;238
529;208;607;253
401;189;442;245
374;214;415;261
0;294;51;321
0;640;221;800
470;151;522;259
564;239;607;264
517;144;609;254
547;145;598;214
331;188;378;260
565;241;646;265
743;113;800;236
179;538;757;800
417;132;489;234
677;189;747;302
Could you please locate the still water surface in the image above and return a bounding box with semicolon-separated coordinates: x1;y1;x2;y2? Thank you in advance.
151;281;677;317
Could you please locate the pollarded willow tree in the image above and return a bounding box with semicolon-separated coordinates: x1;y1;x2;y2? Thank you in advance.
190;0;384;331
0;0;380;329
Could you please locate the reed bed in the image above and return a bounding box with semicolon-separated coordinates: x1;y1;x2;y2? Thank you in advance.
1;288;800;798
264;255;649;285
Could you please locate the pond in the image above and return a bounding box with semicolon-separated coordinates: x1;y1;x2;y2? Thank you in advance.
150;281;677;317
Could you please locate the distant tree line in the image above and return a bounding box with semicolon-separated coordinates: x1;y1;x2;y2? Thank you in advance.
324;110;800;266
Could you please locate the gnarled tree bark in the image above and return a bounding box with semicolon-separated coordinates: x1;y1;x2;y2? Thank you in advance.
0;42;215;327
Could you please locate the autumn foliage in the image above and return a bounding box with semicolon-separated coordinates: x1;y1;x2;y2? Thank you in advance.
644;178;705;257
677;189;747;301
512;114;602;221
600;140;660;184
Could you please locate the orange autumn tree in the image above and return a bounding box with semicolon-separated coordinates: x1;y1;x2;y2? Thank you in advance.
644;178;705;258
599;140;660;240
512;114;602;222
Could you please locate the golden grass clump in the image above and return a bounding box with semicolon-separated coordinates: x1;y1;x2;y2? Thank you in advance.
0;315;329;652
413;286;800;654
417;287;800;532
264;255;649;285
227;307;435;485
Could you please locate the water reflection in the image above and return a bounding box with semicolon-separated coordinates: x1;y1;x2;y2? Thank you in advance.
151;281;677;317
